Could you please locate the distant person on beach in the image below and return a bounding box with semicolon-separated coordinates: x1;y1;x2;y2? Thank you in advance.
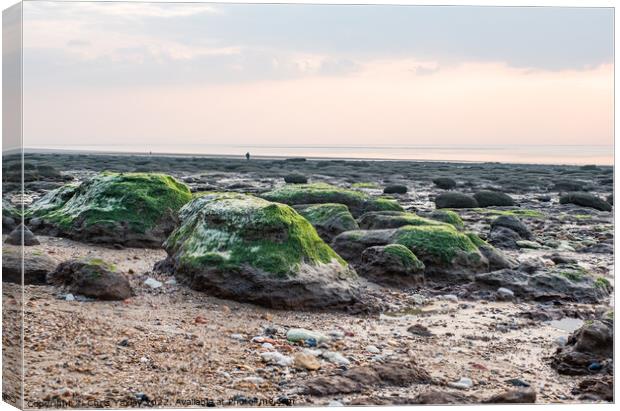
245;152;250;161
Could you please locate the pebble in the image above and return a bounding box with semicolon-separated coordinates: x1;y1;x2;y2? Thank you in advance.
144;278;163;289
366;345;381;354
516;240;542;249
506;378;530;387
438;294;459;303
261;342;274;350
230;333;244;341
286;328;328;344
65;294;75;301
260;352;293;367
293;352;321;370
321;351;350;366
328;401;344;407
164;278;177;285
588;362;602;371
328;330;345;340
448;377;473;390
497;287;515;299
555;336;567;346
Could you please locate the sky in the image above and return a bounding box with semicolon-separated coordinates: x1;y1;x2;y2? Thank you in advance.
17;1;614;151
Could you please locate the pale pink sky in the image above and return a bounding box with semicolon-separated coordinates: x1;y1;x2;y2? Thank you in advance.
18;2;614;151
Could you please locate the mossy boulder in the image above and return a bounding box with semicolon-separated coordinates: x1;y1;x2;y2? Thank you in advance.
426;210;464;229
432;177;457;190
294;203;359;242
332;224;488;279
559;192;612;212
435;192;478;209
25;173;192;247
262;183;402;217
48;258;133;300
160;192;360;310
359;244;425;287
473;191;515;207
284;173;308;184
358;211;443;230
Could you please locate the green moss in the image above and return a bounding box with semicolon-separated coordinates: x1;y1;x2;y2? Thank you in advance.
358;211;444;230
558;267;587;283
394;224;479;264
429;210;464;229
595;277;611;289
27;173;192;234
351;182;379;189
383;244;425;271
261;183;402;215
167;193;348;278
465;232;488;247
471;208;544;219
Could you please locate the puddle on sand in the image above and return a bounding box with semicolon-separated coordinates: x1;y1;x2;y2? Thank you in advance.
546;317;584;333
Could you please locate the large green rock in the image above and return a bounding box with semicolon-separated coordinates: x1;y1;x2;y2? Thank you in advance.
358;211;443;230
261;183;402;217
25;172;192;247
161;192;360;310
294;203;359;242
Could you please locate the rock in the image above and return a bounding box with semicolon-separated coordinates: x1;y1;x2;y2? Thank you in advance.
4;224;40;246
383;185;407;194
283;173;308;184
260;352;293;367
448;377;473;390
327;400;343;407
606;194;613;206
287;328;329;344
407;324;433;337
2;247;57;284
358;244;425;287
497;287;515;300
321;351;350;366
365;345;380;354
64;293;75;301
357;211;443;230
413;390;476;404
506;378;530;387
25;173;192;247
490;216;532;240
573;376;613;402
2;199;20;233
303;360;431;396
473;191;515;207
553;180;587;192
485;389;537;403
488;226;521;249
434;192;478;209
475;269;609;303
143;278;162;289
432;177;457;190
294;203;359;242
516;240;542;249
294;352;321;370
438;294;459;303
426;210;464;229
161;193;360;310
48;259;133;300
552;319;613;375
560;192;612;212
261;183;403;217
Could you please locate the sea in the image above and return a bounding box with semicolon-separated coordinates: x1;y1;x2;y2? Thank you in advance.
24;144;613;166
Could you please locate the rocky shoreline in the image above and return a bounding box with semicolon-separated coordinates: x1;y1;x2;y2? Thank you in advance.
2;152;614;406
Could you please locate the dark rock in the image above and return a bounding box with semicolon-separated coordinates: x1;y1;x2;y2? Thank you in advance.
572;376;613;402
432;177;457;190
553;180;587;192
559;192;612;212
48;259;133;300
283;173;308;184
4;224;40;246
473;191;515;207
488;226;521;249
485;389;536;403
606;194;613;206
407;324;433;337
435;192;478;209
2;247;57;285
412;390;476;404
551;319;613;375
490;215;532;240
304;360;431;396
383;185;407;194
359;245;425;287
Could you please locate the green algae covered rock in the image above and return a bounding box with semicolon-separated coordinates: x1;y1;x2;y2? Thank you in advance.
332;223;488;279
427;210;464;229
294;203;359;242
25;173;192;247
261;183;402;217
359;244;425;287
161;192;361;310
358;211;443;230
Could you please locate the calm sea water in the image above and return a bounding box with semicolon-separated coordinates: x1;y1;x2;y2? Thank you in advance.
27;144;613;166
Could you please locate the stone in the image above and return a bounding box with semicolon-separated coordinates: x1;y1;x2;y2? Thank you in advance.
497;287;515;300
2;247;57;285
485;389;537;403
473;191;515;207
490;216;532;240
260;352;294;367
551;319;613;375
48;258;133;300
448;377;473;390
294;353;321;370
4;224;40;246
143;278;163;289
321;351;350;366
432;177;457;190
358;244;425;287
383;185;407;194
283;173;308;184
160;193;361;310
435;192;478;209
287;328;329;344
294;203;359;242
25;173;192;247
560;192;612;212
